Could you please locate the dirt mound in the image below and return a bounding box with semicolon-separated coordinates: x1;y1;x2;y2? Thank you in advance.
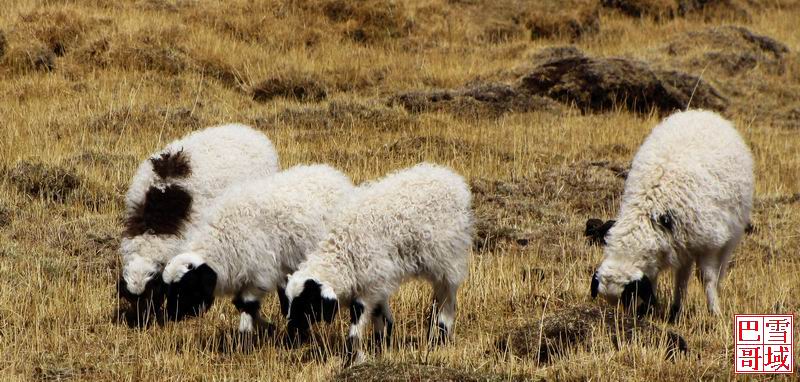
195;56;246;89
389;83;564;119
519;47;728;114
17;8;96;57
602;0;749;20
662;26;790;76
777;107;800;129
496;304;688;363
0;203;12;228
315;0;414;44
260;100;415;130
0;30;6;58
391;46;728;118
526;6;600;41
334;361;527;382
76;25;191;75
251;74;328;103
6;161;81;202
5;45;55;72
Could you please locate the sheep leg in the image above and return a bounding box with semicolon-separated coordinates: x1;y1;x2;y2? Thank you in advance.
277;285;290;318
717;235;742;282
371;300;394;349
233;289;267;334
430;280;458;344
696;253;722;316
668;262;693;323
345;299;372;367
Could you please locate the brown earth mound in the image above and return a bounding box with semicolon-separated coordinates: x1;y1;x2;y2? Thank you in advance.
519;47;728;114
602;0;749;20
334;361;529;382
0;203;12;228
390;46;727;118
252;75;328;103
655;26;796;127
496;304;688;363
389;83;563;118
315;0;414;44
0;30;6;58
260;100;415;130
662;25;790;76
6;161;81;202
526;6;600;41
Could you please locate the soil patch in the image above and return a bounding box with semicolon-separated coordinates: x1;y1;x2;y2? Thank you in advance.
251;74;328;103
496;304;688;363
6;161;81;202
518;46;728;114
334;361;529;382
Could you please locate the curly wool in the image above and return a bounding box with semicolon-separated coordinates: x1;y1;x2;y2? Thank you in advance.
121;124;280;295
164;164;354;298
595;110;754;314
287;162;473;305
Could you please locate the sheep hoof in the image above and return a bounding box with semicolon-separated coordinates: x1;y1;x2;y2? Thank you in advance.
344;351;367;368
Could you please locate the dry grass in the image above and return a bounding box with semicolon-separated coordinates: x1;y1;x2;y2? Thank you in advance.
1;0;799;380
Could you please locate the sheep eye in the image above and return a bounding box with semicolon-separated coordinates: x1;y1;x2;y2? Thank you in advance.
187;264;194;270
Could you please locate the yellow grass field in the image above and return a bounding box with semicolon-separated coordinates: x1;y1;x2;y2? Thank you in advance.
0;0;798;380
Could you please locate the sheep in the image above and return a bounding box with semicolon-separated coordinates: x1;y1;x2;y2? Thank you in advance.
590;110;754;322
161;164;354;334
118;123;279;325
284;163;473;365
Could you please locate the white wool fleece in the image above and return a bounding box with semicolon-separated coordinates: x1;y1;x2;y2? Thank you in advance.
166;164;355;297
287;162;474;314
596;109;754;316
121;123;280;294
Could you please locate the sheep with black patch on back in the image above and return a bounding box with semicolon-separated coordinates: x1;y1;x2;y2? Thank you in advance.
590;110;754;322
118;124;279;326
285;163;473;365
161;164;354;334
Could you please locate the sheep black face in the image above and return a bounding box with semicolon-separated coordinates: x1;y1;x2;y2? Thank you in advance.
118;256;167;327
162;253;217;322
620;275;657;317
286;279;338;342
117;275;167;327
591;261;657;317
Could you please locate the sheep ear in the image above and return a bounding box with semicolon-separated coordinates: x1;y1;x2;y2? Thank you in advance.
585;219;616;245
621;276;657;316
321;296;338;323
591;272;599;299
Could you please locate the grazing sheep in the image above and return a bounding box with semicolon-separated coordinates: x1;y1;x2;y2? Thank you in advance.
590;110;754;322
284;163;473;365
161;165;354;334
118;124;279;325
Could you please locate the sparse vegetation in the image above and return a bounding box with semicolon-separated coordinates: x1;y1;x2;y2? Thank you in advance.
0;0;798;380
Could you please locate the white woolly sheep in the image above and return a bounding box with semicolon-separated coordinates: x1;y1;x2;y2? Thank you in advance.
284;163;473;365
161;164;354;334
118;123;279;324
591;110;754;322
